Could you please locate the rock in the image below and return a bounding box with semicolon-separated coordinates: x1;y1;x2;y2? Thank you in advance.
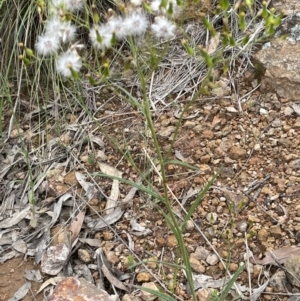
123;294;142;301
196;288;211;301
260;108;269;115
206;254;219;266
140;282;159;301
189;257;206;274
254;36;300;101
193;246;210;261
257;228;269;242
202;130;214;139
272;0;300;15
269;226;282;238
286;184;300;195
269;270;289;292
289;159;300;170
228;146;247;160
167;235;178;248
156;237;165;247
200;154;211;163
185;220;195;231
285;255;300;287
146;257;158;270
229;263;239;272
253;265;263;277
237;221;248;233
78;249;91;263
158;126;175;138
136;272;151;282
106;251;120;265
48;277;119;301
284;106;294;116
184;120;196;128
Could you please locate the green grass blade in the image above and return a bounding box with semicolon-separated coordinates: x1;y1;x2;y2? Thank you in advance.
135;285;177;301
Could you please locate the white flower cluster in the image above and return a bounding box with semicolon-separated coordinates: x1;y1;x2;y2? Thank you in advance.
35;0;180;78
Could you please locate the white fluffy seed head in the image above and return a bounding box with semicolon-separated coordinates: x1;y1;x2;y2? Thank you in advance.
130;0;143;6
122;11;149;36
35;34;60;56
50;0;84;12
150;0;181;17
56;50;82;77
45;16;77;43
106;16;126;40
89;25;113;50
151;16;176;39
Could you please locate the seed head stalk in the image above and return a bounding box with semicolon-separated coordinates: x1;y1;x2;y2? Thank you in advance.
128;35;196;300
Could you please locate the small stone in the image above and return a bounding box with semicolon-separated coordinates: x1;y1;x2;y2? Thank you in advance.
257;228;269;242
229;263;239;272
193;247;210;261
103;231;114;241
158;126;175;138
136;272;151;282
200;154;211;163
269;226;282;238
226;106;238;113
78;249;91;263
269;270;289;292
206;254;219;266
254;143;261;151
156;237;165;247
106;251;120;265
284;107;294;116
206;212;218;224
147;257;157;270
284;255;300;287
229;146;247;160
189;257;206;274
202;130;214;139
185;220;195;231
196;288;211;301
184;121;196;128
253;265;263;277
289;159;300;170
237;221;248;233
167;235;178;248
140;282;159;301
260;108;269;115
271;118;281;127
123;294;142;301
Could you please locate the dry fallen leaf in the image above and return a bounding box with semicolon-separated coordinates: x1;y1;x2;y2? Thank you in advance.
69;211;85;245
249;246;300;265
207;32;220;54
98;163;123;215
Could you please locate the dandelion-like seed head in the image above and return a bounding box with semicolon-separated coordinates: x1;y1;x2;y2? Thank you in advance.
107;16;126;40
89;25;113;50
46;16;77;43
123;11;149;36
56;50;82;77
130;0;143;6
35;34;60;56
59;22;77;43
151;16;176;39
50;0;84;12
149;0;181;17
65;0;84;12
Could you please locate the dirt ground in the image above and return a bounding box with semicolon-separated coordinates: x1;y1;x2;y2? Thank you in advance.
1;69;300;300
0;257;44;301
